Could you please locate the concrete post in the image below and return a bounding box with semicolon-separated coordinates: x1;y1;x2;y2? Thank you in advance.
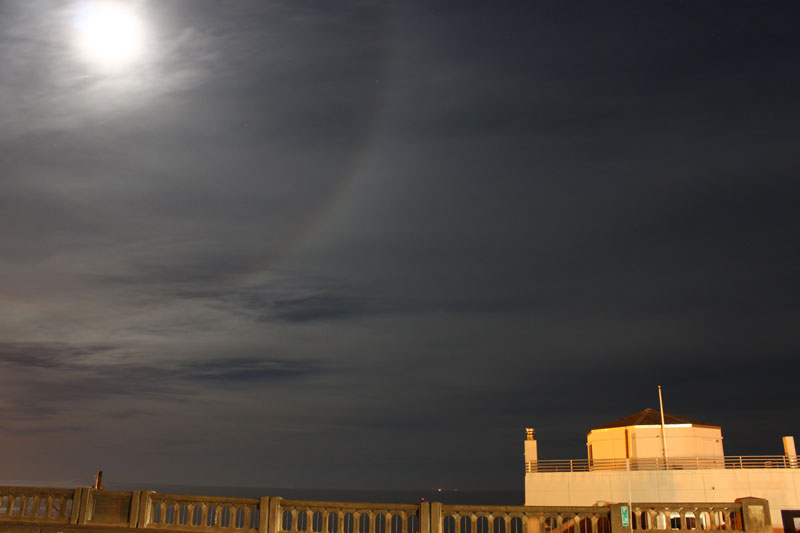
76;487;92;525
609;504;630;533
419;502;430;533
267;497;282;533
70;487;85;525
736;497;771;533
136;491;155;528
430;502;442;533
129;490;142;528
258;497;270;533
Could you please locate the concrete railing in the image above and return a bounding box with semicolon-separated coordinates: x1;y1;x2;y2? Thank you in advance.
627;503;743;531
0;487;79;524
525;456;798;473
0;487;772;533
434;503;612;533
273;499;421;533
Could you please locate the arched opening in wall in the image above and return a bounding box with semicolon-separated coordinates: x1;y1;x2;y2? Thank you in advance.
359;514;370;533
570;515;585;533
178;504;189;525
206;506;217;527
220;506;232;528
234;507;246;528
494;516;507;533
578;516;594;533
461;515;473;533
444;515;456;533
51;497;62;519
375;514;386;533
655;512;667;530
543;516;558;533
509;516;524;533
699;512;711;531
477;515;490;533
65;498;73;519
37;497;48;517
636;512;649;531
329;513;340;533
343;513;355;533
684;512;696;530
12;496;22;517
192;505;202;526
24;496;35;517
165;503;176;524
714;511;730;529
0;496;7;516
391;514;403;533
296;511;308;532
407;514;420;533
282;510;293;531
311;511;324;532
669;512;681;530
597;516;611;533
250;508;260;530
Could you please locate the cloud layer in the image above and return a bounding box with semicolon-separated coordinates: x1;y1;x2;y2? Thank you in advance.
1;1;799;490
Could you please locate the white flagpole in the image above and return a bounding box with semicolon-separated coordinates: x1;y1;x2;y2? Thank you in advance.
658;385;669;468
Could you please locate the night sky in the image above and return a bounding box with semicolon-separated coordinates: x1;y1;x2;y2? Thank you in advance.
1;1;799;491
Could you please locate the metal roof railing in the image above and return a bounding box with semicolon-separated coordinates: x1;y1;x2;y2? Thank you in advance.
525;455;799;473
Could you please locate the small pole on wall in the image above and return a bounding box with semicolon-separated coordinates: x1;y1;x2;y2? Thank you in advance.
626;457;633;530
93;470;104;490
658;386;669;468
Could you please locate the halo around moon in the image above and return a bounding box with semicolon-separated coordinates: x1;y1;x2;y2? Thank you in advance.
73;2;146;69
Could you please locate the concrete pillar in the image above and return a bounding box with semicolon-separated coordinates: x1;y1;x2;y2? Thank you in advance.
70;487;86;525
258;496;270;533
525;428;538;471
736;497;772;533
77;487;92;525
430;502;442;533
137;491;155;529
609;504;630;533
783;436;797;468
419;502;431;533
267;497;282;533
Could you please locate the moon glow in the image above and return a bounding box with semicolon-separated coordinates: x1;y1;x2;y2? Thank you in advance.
73;2;146;69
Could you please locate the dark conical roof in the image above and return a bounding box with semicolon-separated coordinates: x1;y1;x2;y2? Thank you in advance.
593;408;719;430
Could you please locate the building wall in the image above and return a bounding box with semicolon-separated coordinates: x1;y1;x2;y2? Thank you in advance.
587;425;724;460
525;468;800;532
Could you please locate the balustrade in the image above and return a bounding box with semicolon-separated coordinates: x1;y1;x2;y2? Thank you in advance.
144;493;260;532
438;504;611;533
0;487;769;533
629;504;742;532
275;499;420;533
0;487;76;524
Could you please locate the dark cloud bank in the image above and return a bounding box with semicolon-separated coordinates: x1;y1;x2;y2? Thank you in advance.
1;1;799;491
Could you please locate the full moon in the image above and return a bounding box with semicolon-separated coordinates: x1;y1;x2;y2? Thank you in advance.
73;2;146;69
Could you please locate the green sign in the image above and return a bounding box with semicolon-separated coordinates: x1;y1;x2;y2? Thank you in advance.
621;506;630;527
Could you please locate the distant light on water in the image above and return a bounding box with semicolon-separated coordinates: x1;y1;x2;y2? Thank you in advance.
73;1;147;70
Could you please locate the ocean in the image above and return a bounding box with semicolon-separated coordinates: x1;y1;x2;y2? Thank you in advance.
105;483;524;506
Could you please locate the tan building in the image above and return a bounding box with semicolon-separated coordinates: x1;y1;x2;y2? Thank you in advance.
587;408;724;467
524;409;800;533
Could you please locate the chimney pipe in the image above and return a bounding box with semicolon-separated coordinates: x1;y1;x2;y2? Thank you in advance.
784;436;797;468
